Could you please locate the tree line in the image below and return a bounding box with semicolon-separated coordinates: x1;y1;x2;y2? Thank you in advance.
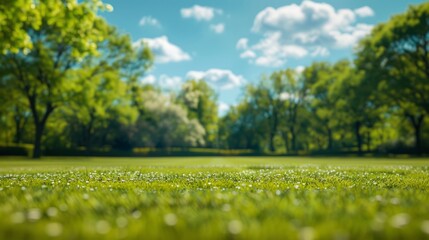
220;3;429;154
0;1;428;158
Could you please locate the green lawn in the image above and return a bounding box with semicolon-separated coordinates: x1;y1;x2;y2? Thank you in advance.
1;157;429;239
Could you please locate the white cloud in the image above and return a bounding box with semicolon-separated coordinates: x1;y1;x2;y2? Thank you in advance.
236;38;248;50
295;66;305;74
134;36;191;64
250;32;308;67
239;1;374;67
186;69;246;90
210;23;225;34
240;50;256;59
140;75;156;85
140;74;182;91
158;75;182;90
139;16;161;27
354;6;374;18
252;4;306;33
218;102;230;116
254;55;283;67
181;5;222;21
311;46;329;57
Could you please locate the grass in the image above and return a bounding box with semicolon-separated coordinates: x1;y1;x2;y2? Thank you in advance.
0;156;429;239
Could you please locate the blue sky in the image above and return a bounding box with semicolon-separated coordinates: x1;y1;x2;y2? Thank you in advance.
101;0;425;114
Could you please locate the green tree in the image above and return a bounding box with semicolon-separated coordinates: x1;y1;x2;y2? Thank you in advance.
178;80;218;147
219;100;262;150
246;80;279;152
356;2;429;153
223;69;308;153
0;0;112;158
136;91;206;148
273;69;307;153
64;28;152;151
331;60;381;154
303;62;338;151
0;80;31;144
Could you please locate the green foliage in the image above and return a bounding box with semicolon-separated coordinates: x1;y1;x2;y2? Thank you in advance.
59;27;151;150
0;0;39;53
0;0;115;158
219;101;262;150
0;0;156;157
133;91;206;148
356;2;429;152
0;157;429;239
178;80;218;147
303;61;340;150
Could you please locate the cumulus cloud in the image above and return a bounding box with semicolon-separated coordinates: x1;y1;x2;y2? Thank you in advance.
140;74;183;91
186;69;246;90
240;50;256;59
354;6;374;18
139;16;161;28
210;23;225;34
238;32;308;67
157;75;182;90
236;38;249;50
238;1;374;67
140;75;156;85
134;36;191;64
181;5;222;21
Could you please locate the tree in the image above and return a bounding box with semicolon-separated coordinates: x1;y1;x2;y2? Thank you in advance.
0;0;112;158
219;100;263;150
303;62;339;151
0;79;31;144
178;80;218;147
356;2;429;153
245;79;280;152
135;91;205;148
331;60;380;154
63;28;153;151
273;69;307;153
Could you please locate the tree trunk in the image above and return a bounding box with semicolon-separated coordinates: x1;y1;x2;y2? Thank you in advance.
268;110;278;153
354;121;362;154
281;131;290;153
28;98;54;159
290;126;297;152
14;117;23;144
32;123;44;159
407;114;424;154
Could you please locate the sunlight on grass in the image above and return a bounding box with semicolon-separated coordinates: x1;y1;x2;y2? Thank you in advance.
1;157;428;239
